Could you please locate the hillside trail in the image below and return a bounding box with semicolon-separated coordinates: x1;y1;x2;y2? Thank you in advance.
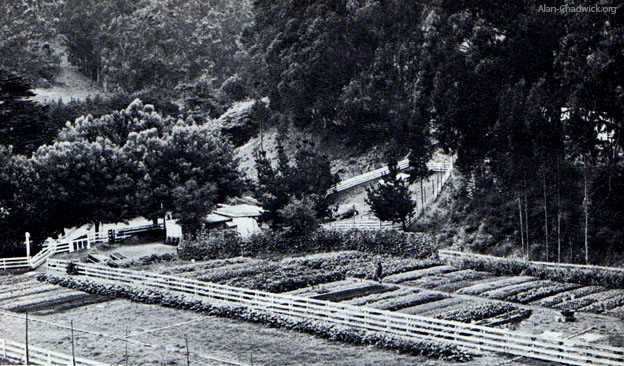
31;49;106;104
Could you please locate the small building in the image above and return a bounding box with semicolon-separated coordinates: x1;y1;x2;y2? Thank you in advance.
204;203;264;240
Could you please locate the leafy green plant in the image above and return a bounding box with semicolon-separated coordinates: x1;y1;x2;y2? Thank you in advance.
178;230;243;260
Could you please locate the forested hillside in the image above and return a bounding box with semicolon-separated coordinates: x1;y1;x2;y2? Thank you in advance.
1;0;623;264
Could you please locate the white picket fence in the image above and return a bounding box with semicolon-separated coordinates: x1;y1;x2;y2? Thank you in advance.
46;259;624;366
0;338;109;366
439;250;624;273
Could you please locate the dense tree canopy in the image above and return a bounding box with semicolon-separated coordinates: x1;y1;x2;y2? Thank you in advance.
0;68;57;155
0;0;59;83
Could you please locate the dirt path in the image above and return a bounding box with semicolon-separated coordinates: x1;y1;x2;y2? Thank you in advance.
31;51;106;104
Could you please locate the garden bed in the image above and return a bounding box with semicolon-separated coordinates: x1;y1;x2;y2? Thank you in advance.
403;298;469;316
40;274;473;362
365;292;449;311
479;280;546;300
161;251;441;294
311;283;396;302
555;289;624;312
457;276;535;296
534;286;604;307
384;266;457;284
432;302;520;323
506;283;581;304
344;288;421;306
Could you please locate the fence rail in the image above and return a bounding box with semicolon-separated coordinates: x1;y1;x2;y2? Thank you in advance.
47;259;624;366
329;157;452;194
326;156;455;231
439;250;624;273
1;223;167;272
0;257;31;271
0;338;110;366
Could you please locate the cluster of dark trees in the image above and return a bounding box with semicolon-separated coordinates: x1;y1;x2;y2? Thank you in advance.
254;136;339;236
246;0;623;263
0;71;243;255
2;0;623;263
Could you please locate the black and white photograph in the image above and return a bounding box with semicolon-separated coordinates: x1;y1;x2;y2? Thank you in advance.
1;0;623;365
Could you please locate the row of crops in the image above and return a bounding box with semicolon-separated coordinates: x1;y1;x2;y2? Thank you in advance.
155;251;624;321
381;263;624;318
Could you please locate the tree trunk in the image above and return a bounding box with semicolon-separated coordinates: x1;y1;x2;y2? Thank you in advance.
583;158;589;264
543;173;549;261
420;179;424;210
524;189;529;260
556;156;562;263
518;197;524;255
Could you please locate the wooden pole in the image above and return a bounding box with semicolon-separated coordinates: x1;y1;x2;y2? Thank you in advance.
71;320;76;366
25;232;31;259
185;335;190;366
25;311;29;365
125;329;129;366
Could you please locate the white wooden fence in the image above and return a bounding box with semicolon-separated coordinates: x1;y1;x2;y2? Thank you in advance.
0;338;110;366
0;224;165;272
325;155;455;231
47;259;624;366
439;250;624;273
0;257;31;271
329;157;452;195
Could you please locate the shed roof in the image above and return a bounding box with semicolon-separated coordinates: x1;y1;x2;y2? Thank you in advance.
214;204;263;218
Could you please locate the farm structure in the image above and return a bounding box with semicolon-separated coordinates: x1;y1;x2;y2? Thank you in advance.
0;222;166;272
46;259;624;366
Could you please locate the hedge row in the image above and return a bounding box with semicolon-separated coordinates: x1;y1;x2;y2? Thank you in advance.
179;228;438;261
106;253;177;268
449;256;624;289
38;273;471;362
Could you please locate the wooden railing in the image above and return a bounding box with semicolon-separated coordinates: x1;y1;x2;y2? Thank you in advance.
0;338;110;366
325;156;455;231
1;223;167;271
0;257;31;271
439;250;624;273
329;157;452;195
115;223;164;241
46;259;624;366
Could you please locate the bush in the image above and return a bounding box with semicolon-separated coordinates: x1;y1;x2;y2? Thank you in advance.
434;302;518;323
244;229;436;258
178;230;243;260
66;261;79;275
450;256;624;289
106;253;177;268
43;274;472;362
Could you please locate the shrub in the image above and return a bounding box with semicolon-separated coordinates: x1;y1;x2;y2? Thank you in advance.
43;274;472;362
245;229;437;258
449;256;624;289
66;261;79;275
434;302;518;323
367;292;448;311
178;230;243;260
107;253;177;268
